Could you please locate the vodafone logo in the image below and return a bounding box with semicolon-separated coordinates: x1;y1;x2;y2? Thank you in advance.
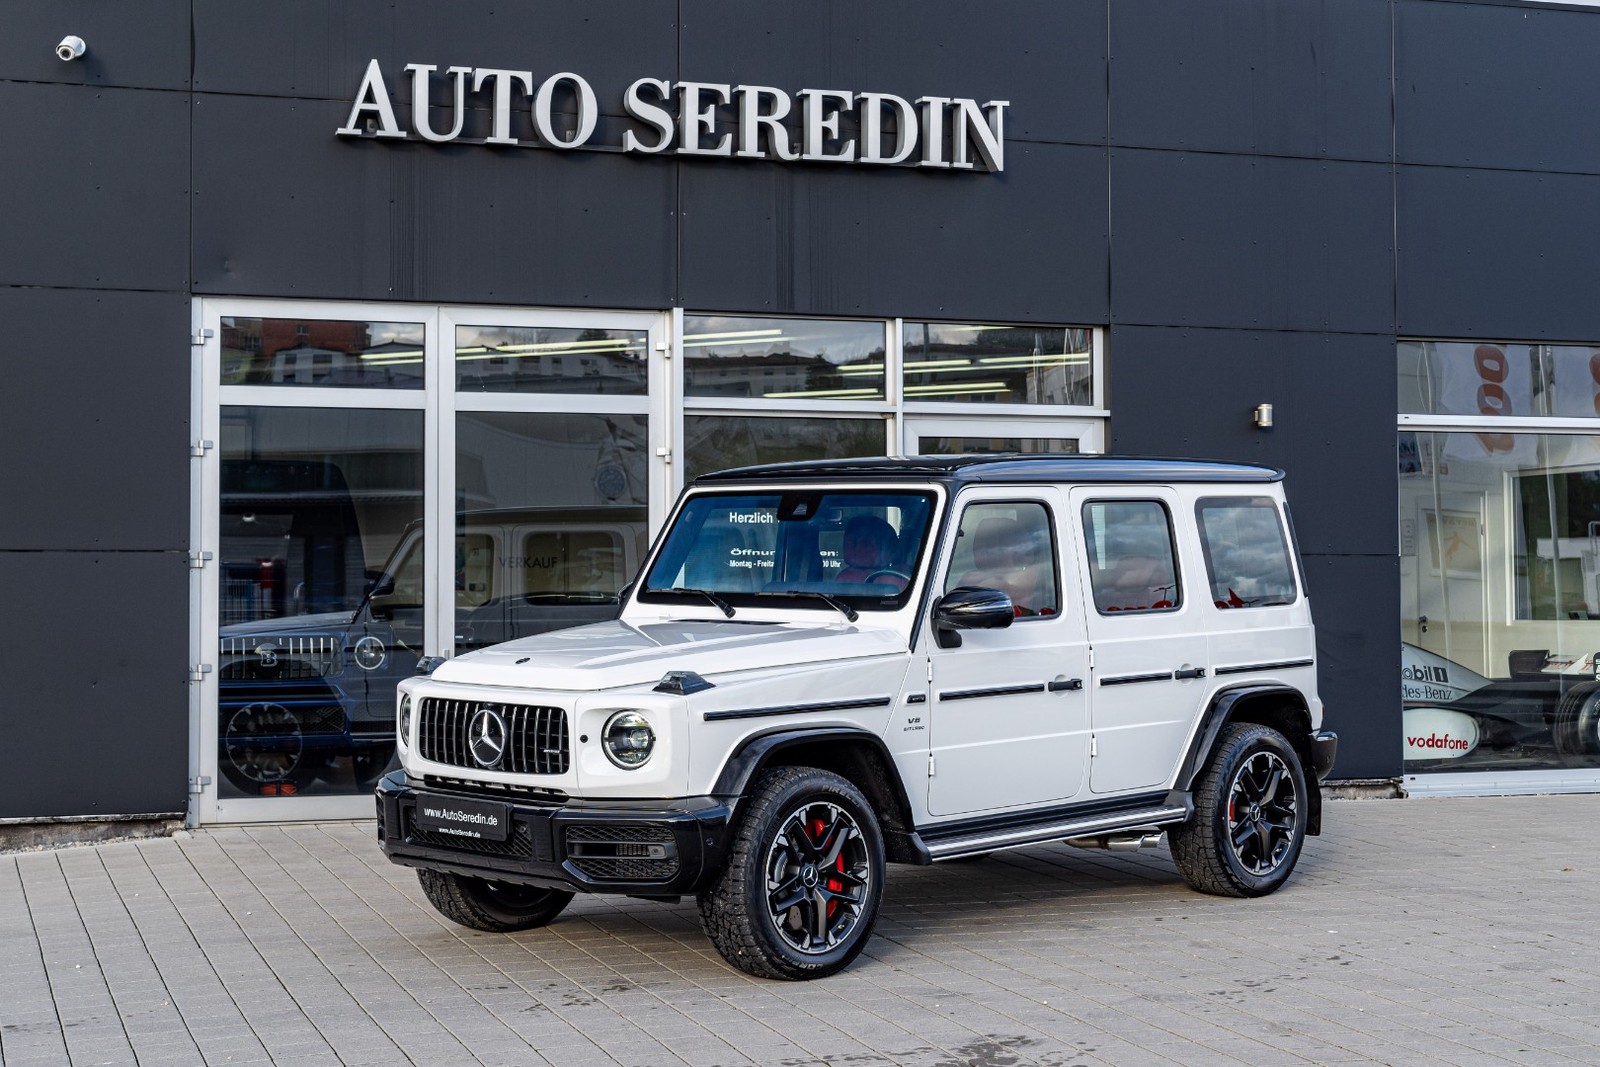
1408;732;1472;752
1402;708;1480;761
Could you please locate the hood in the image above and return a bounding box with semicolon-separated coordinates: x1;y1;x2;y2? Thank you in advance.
220;611;356;639
432;618;907;692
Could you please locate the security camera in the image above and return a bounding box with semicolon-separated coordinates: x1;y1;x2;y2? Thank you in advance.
56;36;87;62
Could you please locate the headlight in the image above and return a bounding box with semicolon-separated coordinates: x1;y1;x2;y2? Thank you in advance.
602;711;655;769
354;635;387;671
398;693;412;747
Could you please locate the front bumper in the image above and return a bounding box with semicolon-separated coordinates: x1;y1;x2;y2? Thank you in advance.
375;771;735;897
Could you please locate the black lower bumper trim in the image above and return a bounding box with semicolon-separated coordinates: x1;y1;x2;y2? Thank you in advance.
1311;730;1338;783
375;771;734;897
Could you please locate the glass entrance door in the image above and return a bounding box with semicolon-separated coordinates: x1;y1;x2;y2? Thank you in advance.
442;308;662;656
193;301;668;824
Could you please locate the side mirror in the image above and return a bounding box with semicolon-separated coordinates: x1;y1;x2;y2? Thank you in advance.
932;586;1014;648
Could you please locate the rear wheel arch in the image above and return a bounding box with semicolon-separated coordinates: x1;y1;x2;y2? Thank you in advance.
1179;685;1321;835
712;727;923;863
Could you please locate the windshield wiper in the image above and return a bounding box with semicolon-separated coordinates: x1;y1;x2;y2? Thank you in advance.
660;587;736;617
753;589;859;623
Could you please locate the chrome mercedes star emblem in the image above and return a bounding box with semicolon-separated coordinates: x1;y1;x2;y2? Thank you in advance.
468;706;507;768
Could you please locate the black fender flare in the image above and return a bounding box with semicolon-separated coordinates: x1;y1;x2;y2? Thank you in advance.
1174;683;1323;836
711;725;929;864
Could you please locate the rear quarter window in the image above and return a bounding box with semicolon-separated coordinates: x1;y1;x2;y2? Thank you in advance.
1195;496;1298;608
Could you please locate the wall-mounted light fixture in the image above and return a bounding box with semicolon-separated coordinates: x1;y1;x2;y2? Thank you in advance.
1253;402;1274;429
56;35;87;61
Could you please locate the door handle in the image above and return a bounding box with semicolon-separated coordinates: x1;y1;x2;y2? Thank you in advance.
1174;667;1207;680
1048;678;1084;692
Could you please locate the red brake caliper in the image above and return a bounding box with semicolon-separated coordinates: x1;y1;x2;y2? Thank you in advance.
812;817;845;919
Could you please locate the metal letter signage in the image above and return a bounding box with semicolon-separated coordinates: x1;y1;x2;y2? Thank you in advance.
336;60;1009;173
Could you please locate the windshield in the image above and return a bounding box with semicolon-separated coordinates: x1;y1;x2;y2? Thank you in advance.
640;489;938;612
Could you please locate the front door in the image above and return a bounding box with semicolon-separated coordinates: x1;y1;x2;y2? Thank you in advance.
925;489;1092;816
1070;487;1211;795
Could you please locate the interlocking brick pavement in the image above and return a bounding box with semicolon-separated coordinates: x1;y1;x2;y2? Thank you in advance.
3;794;1599;1066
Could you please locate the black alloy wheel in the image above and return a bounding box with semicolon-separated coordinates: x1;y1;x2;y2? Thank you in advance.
699;767;885;980
417;868;574;932
1169;722;1309;897
1225;749;1299;876
1553;681;1600;766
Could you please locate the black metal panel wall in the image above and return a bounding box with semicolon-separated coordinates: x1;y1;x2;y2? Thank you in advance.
0;553;190;819
1395;0;1600;342
0;4;192;819
1396;0;1600;174
678;142;1107;321
190;94;679;308
1111;0;1393;161
1108;327;1398;779
1109;151;1394;334
679;0;1109;147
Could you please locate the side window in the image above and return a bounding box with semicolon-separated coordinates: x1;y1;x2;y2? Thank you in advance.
1083;500;1181;613
522;530;627;601
1195;496;1297;608
944;501;1059;617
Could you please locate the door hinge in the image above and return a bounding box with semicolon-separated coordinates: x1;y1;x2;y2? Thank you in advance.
655;341;671;355
190;439;215;457
1088;646;1095;669
1090;735;1098;758
191;328;215;346
188;550;214;570
928;754;937;777
188;663;213;682
188;775;212;795
655;447;673;464
926;659;933;683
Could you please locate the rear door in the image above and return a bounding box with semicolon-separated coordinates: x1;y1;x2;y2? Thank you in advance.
1070;487;1212;795
924;488;1092;816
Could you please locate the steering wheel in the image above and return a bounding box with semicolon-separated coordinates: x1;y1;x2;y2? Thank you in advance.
865;569;910;585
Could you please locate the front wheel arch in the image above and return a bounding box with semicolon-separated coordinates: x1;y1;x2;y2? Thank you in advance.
712;727;923;863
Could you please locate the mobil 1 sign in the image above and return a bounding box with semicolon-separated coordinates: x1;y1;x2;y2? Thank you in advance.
336;60;1010;172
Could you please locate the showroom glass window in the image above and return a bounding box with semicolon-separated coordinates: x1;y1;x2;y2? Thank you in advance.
902;322;1092;405
217;315;426;802
681;314;890;481
1399;341;1600;776
453;323;650;651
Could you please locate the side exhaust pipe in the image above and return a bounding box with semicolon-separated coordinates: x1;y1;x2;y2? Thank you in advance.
1065;832;1164;852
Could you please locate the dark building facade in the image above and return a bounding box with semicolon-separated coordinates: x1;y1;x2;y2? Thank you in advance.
5;0;1600;829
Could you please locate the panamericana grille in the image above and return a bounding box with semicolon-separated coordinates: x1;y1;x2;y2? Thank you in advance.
418;698;569;775
219;635;341;679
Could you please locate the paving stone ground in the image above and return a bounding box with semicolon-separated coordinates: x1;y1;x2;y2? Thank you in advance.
3;794;1599;1067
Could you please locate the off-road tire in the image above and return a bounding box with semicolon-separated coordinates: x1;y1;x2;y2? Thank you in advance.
698;767;885;980
1169;722;1309;898
1553;681;1600;766
417;869;574;932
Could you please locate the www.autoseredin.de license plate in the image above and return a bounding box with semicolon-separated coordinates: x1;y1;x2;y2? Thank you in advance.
413;795;511;842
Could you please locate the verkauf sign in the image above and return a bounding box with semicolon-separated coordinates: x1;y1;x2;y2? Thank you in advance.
336;60;1010;172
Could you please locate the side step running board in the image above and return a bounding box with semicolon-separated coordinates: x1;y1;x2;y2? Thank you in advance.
921;804;1191;861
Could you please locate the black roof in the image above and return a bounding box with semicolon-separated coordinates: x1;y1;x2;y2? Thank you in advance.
693;454;1284;486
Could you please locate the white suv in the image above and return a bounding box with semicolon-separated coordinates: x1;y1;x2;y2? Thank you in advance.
377;456;1337;979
